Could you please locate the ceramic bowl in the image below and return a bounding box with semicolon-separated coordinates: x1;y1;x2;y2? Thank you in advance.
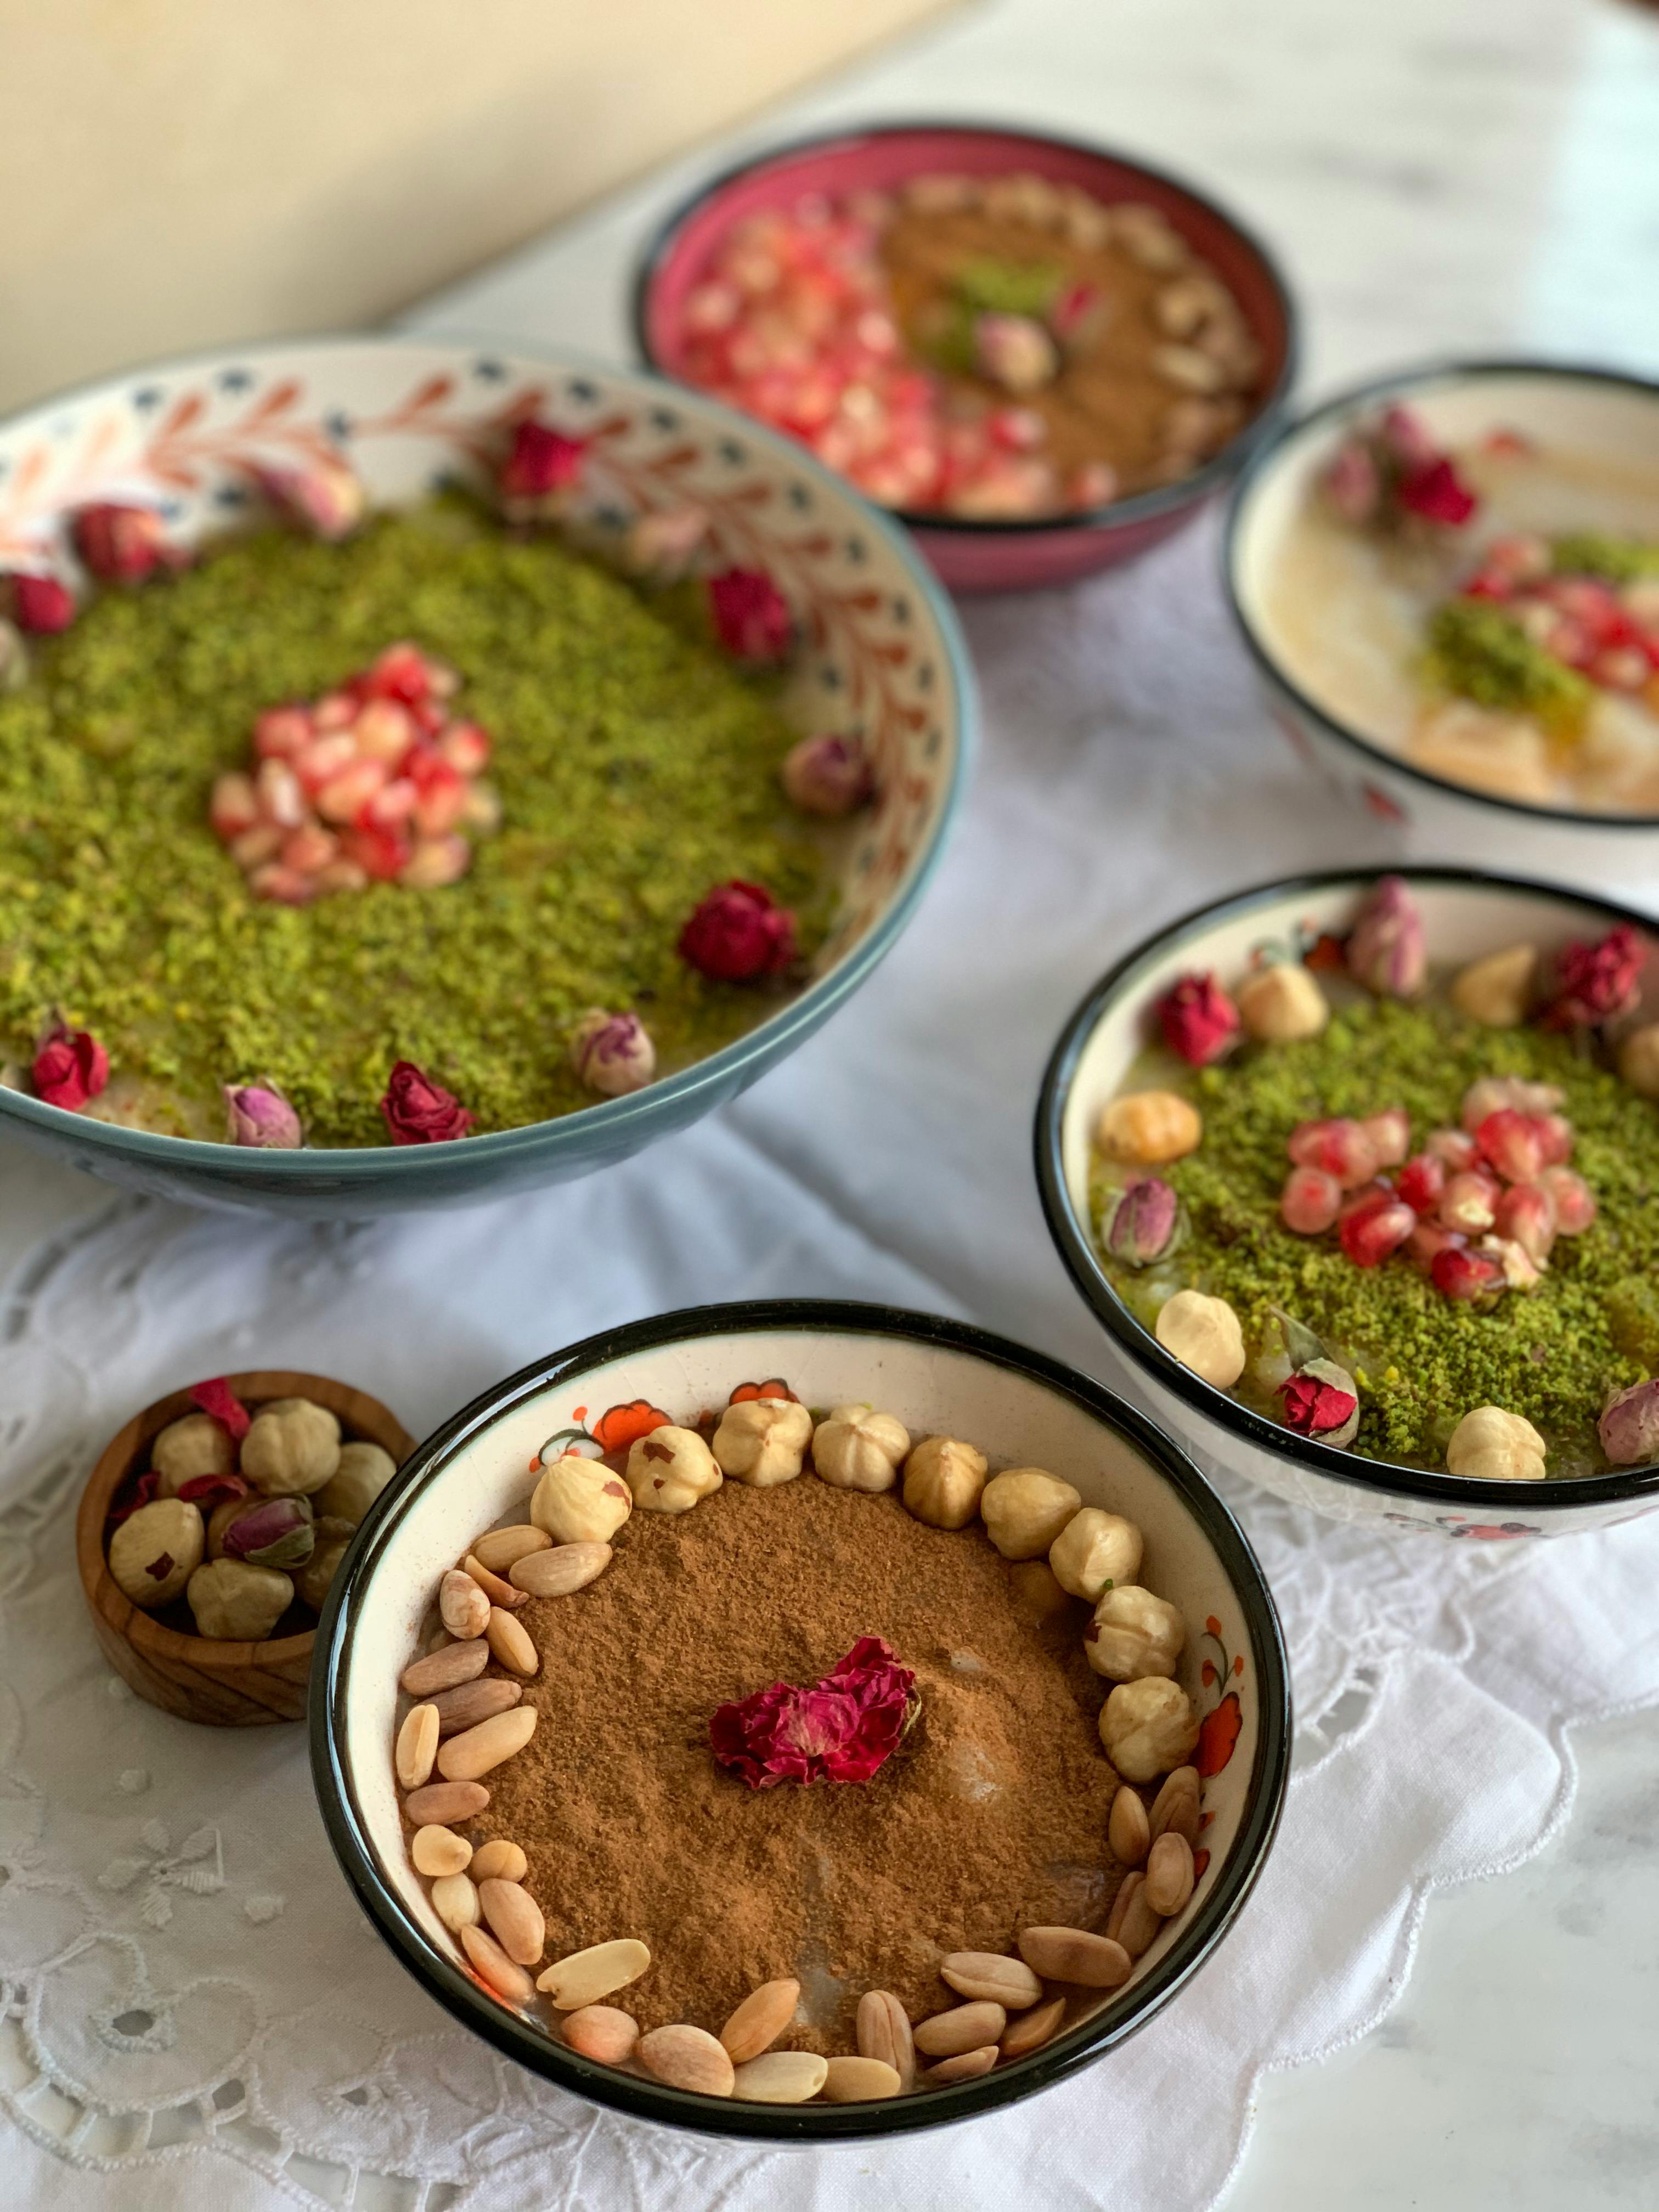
311;1299;1289;2139
0;337;974;1214
633;121;1299;594
1225;360;1659;901
1036;867;1659;1541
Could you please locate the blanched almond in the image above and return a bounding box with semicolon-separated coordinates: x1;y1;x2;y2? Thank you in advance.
719;1976;800;2062
1145;1831;1195;1916
924;2044;998;2085
470;1838;528;1883
431;1871;480;1931
479;1877;545;1966
999;1994;1066;2060
732;2050;828;2103
637;2023;733;2096
485;1606;539;1676
400;1640;488;1696
1149;1765;1201;1844
1017;1926;1131;1988
460;1922;534;2003
940;1953;1042;2009
821;2055;901;2102
395;1702;439;1790
508;1541;613;1597
913;2000;1006;2057
411;1825;472;1877
1107;1870;1142;1943
855;1989;916;2089
561;2005;639;2064
470;1524;551;1573
1117;1878;1163;1959
436;1704;537;1781
403;1778;488;1824
462;1552;527;1610
536;1937;651;2010
1109;1785;1151;1867
429;1676;523;1737
439;1568;490;1640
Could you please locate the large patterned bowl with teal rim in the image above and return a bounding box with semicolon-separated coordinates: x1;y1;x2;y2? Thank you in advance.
0;340;974;1214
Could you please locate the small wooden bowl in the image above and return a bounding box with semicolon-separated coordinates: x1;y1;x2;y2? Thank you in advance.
76;1370;415;1726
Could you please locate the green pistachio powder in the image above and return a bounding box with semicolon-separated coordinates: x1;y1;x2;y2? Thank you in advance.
0;501;833;1145
1093;995;1659;1474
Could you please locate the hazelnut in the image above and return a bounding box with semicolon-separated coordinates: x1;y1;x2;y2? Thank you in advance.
240;1397;341;1496
1450;943;1538;1028
1048;1508;1143;1600
1235;962;1328;1042
296;1529;351;1611
625;1425;721;1513
532;1452;633;1543
1154;1289;1246;1387
1007;1559;1074;1625
1445;1405;1547;1482
108;1498;205;1609
1098;1090;1202;1165
1099;1677;1200;1784
901;1436;989;1530
151;1412;235;1497
812;1404;911;1493
1617;1022;1659;1100
980;1469;1082;1560
185;1558;293;1641
712;1398;814;1487
314;1440;397;1527
1084;1586;1187;1681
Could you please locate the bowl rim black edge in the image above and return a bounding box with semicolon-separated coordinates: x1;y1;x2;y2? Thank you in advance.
1034;862;1659;1517
628;115;1302;539
1220;354;1659;831
0;329;979;1177
308;1295;1292;2142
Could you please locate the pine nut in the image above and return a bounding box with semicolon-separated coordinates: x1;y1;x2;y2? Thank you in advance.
1109;1785;1151;1867
469;1524;551;1573
460;1922;534;2004
536;1937;651;2011
719;1977;800;2063
403;1778;489;1825
821;2055;901;2102
732;2050;828;2103
923;2044;998;2085
1016;1927;1131;1988
430;1872;479;1931
394;1702;439;1790
855;1989;916;2090
470;1838;528;1883
913;2001;1006;2057
411;1825;472;1877
439;1568;490;1639
939;1953;1042;2009
484;1605;538;1676
399;1640;488;1697
999;1994;1066;2060
508;1541;613;1597
1145;1831;1195;1916
637;2023;733;2096
478;1876;545;1966
436;1705;537;1782
461;1553;527;1610
561;2005;639;2064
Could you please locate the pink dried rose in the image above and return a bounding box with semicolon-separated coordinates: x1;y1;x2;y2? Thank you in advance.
1322;405;1479;533
1155;972;1239;1066
1322;437;1381;524
31;1020;109;1110
678;880;797;983
709;1635;918;1789
570;1009;656;1097
499;420;589;509
1102;1177;1182;1266
780;731;873;817
1599;1378;1659;1468
1277;1361;1360;1447
1346;876;1425;998
224;1082;303;1149
190;1376;252;1442
380;1059;473;1144
222;1493;315;1570
255;454;365;540
1542;923;1646;1029
72;503;177;584
6;572;75;634
707;568;793;663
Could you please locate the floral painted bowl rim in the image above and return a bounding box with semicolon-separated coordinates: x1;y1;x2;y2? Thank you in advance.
0;332;977;1177
308;1297;1291;2141
630;117;1301;539
1222;356;1659;832
1035;865;1659;1520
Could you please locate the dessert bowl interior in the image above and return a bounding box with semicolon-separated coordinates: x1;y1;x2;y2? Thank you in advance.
311;1299;1289;2140
634;121;1299;594
1036;867;1659;1539
0;337;973;1213
1226;360;1659;890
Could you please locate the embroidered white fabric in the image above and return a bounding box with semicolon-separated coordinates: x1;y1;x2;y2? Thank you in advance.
4;517;1658;2212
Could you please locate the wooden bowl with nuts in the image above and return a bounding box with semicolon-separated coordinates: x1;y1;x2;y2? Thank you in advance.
77;1370;414;1726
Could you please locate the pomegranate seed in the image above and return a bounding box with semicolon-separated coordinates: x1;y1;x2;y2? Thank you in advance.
1287;1117;1380;1188
1594;646;1650;692
294;732;360;795
362;641;438;706
438;720;491;776
1280;1166;1342;1234
1475;1108;1545;1184
1534;1112;1574;1166
400;834;471;888
413;768;467;837
253;706;313;760
313;691;358;732
1431;1246;1505;1301
1427;1126;1479;1172
1360;1107;1410;1168
1539;1165;1596;1234
312;859;370;895
254;758;306;829
362;776;419;827
280;823;339;874
1493;1182;1555;1263
1461;1076;1562;1132
1440;1171;1499;1234
1406;1220;1464;1272
1339;1194;1417;1268
208;771;259;841
353;698;417;763
1396;1152;1446;1212
340;825;411;881
247;862;317;906
316;760;389;824
229;822;283;870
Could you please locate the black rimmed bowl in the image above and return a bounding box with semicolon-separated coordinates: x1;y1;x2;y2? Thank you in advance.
310;1299;1289;2138
1036;867;1659;1542
1225;360;1659;903
633;121;1299;595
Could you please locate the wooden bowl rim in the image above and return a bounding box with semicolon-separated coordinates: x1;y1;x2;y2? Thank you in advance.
76;1369;415;1669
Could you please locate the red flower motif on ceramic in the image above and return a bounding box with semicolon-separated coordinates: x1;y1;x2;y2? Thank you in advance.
190;1375;252;1442
379;1059;473;1144
1192;1848;1211;1882
1195;1692;1242;1779
589;1400;672;1453
710;1635;917;1790
729;1378;798;1405
1445;1520;1540;1542
32;1020;109;1110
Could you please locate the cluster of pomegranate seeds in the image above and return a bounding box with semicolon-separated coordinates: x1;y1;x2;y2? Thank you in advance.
1459;543;1659;700
208;643;498;904
1277;1079;1596;1301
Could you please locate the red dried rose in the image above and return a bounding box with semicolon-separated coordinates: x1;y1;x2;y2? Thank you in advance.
499;420;589;504
1277;1373;1358;1436
176;1471;250;1507
706;568;793;662
1155;972;1239;1066
189;1376;252;1442
107;1469;160;1526
678;880;797;982
1542;923;1646;1029
380;1060;473;1144
32;1020;109;1110
1395;457;1478;527
709;1635;917;1790
72;503;174;584
7;573;75;634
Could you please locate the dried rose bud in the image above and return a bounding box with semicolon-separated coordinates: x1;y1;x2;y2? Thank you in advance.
1542;923;1646;1029
570;1009;657;1098
780;732;873;817
255;455;365;540
1155;972;1239;1067
1102;1177;1182;1267
1277;1358;1360;1447
500;419;589;509
1377;405;1438;472
1599;1378;1659;1468
0;619;25;692
224;1081;303;1149
222;1493;315;1571
707;569;793;662
1538;1164;1596;1235
379;1059;473;1144
72;502;176;584
624;504;708;579
973;312;1059;395
7;572;75;634
32;1019;109;1110
175;1470;250;1508
1346;876;1426;998
1322;436;1381;524
678;880;797;982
